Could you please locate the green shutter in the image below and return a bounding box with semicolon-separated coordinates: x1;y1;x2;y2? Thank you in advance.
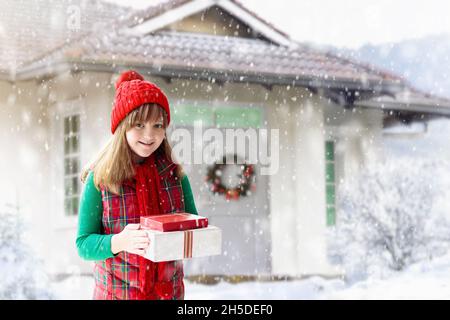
325;141;335;161
326;184;335;205
326;206;336;226
325;141;336;226
325;163;335;183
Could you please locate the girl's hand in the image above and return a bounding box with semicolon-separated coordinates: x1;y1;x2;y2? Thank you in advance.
111;223;150;256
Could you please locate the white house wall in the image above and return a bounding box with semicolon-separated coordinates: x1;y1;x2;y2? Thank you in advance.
266;87;341;276
0;79;52;272
45;70;114;276
292;96;337;275
322;102;385;181
265;87;299;275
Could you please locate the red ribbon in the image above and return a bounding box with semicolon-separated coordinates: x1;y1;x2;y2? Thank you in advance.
184;230;194;258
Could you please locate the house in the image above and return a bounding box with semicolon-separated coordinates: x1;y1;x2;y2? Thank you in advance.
1;0;449;280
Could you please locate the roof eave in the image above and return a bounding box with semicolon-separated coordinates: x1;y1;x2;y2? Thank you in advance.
12;59;448;118
10;58;405;95
357;99;450;117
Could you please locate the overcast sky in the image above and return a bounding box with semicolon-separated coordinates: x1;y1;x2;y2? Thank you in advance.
105;0;450;48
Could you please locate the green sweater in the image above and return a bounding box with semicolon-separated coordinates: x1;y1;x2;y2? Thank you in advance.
76;171;198;261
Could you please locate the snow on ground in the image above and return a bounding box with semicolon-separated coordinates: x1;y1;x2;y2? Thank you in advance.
324;253;450;300
50;253;450;300
185;277;345;300
50;274;95;300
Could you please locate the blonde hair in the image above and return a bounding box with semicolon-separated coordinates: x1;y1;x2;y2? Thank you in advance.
80;103;184;194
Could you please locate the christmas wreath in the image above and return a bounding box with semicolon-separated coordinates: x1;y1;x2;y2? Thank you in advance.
205;154;256;200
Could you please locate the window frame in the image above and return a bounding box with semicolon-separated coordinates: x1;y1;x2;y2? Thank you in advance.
51;98;85;229
63;114;81;217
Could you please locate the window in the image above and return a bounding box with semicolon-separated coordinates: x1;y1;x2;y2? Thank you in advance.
63;114;80;216
325;140;336;226
172;105;215;126
172;104;263;128
214;106;262;128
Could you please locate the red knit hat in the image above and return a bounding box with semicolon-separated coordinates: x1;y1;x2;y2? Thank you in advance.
111;70;171;134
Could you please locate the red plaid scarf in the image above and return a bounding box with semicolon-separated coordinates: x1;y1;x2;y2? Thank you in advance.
133;152;164;300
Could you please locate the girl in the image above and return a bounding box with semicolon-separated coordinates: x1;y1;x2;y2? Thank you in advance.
76;70;198;300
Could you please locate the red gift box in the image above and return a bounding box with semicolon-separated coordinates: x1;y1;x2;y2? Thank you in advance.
140;213;209;232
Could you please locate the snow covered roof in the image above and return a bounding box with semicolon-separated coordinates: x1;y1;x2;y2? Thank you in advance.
0;0;410;90
3;0;402;90
19;30;405;91
0;0;132;75
2;0;450;115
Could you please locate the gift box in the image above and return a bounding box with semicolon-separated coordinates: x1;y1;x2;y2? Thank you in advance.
140;213;208;232
143;225;222;262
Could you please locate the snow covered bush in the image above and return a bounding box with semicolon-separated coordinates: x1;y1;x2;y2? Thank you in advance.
328;157;450;283
0;205;54;299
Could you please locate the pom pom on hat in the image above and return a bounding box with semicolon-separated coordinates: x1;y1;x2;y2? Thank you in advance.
115;70;144;89
111;70;171;134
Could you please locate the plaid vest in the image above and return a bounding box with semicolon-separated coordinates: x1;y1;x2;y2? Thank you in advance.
93;155;186;300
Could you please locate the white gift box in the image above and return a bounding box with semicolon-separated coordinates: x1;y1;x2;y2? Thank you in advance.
143;225;222;262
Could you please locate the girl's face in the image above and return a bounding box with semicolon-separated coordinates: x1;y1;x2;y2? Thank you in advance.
126;116;165;161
